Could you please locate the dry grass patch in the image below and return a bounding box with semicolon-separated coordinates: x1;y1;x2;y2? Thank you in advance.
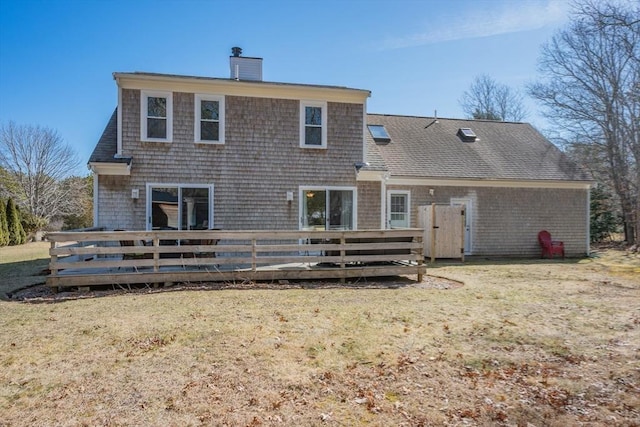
1;248;639;426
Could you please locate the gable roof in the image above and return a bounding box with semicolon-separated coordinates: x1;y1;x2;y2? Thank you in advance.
365;114;591;182
88;108;130;164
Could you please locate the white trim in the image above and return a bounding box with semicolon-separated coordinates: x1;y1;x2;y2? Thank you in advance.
145;183;214;231
114;73;371;104
357;173;592;190
379;174;387;229
116;87;122;156
194;94;225;144
362;98;368;163
141;90;173;142
298;185;358;230
387;190;411;229
93;173;99;227
299;100;327;149
88;162;131;176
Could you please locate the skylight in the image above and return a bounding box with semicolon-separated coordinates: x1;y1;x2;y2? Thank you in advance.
457;128;477;142
368;125;391;143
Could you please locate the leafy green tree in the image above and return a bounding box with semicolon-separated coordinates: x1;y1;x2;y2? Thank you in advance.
590;186;620;242
21;211;48;238
0;198;8;246
6;198;26;245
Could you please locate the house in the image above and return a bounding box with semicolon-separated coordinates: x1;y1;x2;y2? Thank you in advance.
89;48;370;234
89;48;592;257
356;114;592;257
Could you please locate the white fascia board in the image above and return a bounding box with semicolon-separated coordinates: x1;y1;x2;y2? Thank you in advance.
113;73;371;104
356;170;387;181
88;162;131;176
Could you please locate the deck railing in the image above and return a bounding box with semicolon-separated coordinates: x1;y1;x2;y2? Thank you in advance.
46;229;425;289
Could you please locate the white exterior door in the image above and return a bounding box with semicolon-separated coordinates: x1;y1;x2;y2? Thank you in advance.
451;197;472;254
387;191;410;228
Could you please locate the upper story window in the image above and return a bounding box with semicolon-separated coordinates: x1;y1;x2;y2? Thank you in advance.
300;101;327;148
195;94;225;144
141;90;173;142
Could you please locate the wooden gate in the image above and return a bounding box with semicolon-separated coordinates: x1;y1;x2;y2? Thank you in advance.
418;204;465;262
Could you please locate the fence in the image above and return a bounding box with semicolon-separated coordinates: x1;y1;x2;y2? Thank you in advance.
46;229;425;289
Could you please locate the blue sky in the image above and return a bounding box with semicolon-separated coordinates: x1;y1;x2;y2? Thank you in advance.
0;0;571;176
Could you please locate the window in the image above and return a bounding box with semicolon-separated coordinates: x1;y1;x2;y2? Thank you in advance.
457;128;477;142
300;187;356;230
368;124;391;143
147;184;213;230
387;191;410;228
195;94;225;143
141;91;173;142
300;101;327;148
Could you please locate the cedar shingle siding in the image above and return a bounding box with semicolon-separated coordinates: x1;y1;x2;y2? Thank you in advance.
97;89;364;231
90;71;592;258
382;184;588;257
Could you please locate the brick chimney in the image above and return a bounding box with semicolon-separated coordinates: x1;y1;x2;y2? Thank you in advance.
229;47;263;81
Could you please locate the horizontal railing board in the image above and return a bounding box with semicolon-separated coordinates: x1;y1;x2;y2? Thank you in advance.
47;229;424;242
46;229;425;288
47;265;427;288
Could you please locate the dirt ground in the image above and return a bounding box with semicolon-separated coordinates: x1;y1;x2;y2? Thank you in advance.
1;247;638;426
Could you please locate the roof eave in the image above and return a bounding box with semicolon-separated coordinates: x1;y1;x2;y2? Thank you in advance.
112;72;371;104
88;161;132;176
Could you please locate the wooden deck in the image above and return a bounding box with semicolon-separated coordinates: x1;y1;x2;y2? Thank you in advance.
46;229;425;289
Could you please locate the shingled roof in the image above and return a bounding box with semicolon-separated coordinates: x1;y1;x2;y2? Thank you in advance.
365;114;591;182
88;108;130;164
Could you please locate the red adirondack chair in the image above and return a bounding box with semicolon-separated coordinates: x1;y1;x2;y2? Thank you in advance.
538;230;565;259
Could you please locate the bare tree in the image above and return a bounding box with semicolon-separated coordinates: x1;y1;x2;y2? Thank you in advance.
528;0;639;244
459;74;528;122
0;122;85;222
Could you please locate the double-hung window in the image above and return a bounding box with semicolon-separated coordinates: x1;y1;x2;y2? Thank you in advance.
141;90;173;142
195;94;225;144
300;101;327;148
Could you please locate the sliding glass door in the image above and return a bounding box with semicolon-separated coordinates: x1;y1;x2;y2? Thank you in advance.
147;185;213;230
301;187;355;230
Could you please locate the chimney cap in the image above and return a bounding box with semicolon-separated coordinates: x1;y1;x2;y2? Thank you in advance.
231;46;242;57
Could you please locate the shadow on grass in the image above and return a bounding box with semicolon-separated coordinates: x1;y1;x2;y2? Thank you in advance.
8;273;463;304
0;258;49;300
425;255;586;269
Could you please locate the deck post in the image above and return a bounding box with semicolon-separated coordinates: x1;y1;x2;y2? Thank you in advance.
153;238;159;272
416;234;424;282
340;234;346;283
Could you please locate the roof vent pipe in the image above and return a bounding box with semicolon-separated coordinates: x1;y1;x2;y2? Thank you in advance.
231;46;242;57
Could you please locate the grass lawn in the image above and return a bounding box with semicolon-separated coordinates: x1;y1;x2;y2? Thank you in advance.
0;241;50;298
0;245;638;426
